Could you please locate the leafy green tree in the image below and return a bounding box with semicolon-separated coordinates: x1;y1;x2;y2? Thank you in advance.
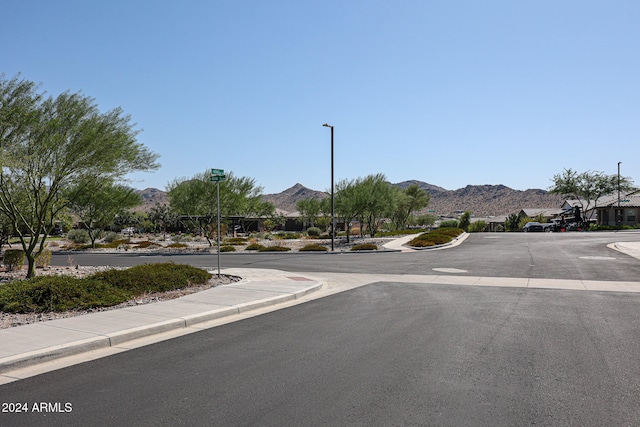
468;220;487;232
334;178;361;242
458;211;472;232
549;168;636;223
412;214;436;228
518;216;534;230
70;182;142;247
296;198;322;229
358;174;396;238
390;184;430;230
0;75;159;277
148;204;177;240
505;213;520;232
167;170;273;245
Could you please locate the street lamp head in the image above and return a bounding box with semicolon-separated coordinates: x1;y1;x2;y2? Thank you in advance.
322;123;332;128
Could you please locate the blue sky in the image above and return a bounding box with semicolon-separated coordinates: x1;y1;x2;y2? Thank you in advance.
3;1;638;194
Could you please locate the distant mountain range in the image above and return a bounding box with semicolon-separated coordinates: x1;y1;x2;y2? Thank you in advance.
137;181;564;217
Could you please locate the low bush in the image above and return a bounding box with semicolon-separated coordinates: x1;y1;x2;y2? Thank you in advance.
468;221;487;233
258;245;291;252
67;229;90;244
224;237;248;245
220;245;236;252
306;227;322;237
433;227;464;237
245;243;266;251
165;242;188;248
103;232;119;243
351;243;378;251
300;244;328;252
0;276;131;313
0;263;212;313
3;249;25;271
134;241;160;249
408;239;436;247
275;232;300;240
91;263;212;294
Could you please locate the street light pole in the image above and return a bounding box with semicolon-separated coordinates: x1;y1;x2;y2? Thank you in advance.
618;161;622;225
323;123;335;251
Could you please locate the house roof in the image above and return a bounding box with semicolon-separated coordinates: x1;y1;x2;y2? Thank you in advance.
597;193;640;208
520;208;564;218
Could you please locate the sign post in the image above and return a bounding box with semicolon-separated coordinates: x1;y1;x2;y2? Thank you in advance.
210;169;226;276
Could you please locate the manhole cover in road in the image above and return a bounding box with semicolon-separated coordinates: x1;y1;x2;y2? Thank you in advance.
579;256;616;260
432;268;468;273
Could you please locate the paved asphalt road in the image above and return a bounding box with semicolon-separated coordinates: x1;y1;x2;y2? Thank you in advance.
2;282;640;426
3;231;639;425
53;231;640;281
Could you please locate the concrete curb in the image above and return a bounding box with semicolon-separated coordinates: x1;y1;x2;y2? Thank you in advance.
0;278;322;375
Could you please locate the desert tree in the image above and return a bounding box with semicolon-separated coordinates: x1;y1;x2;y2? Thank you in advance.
334;178;361;242
70;181;142;247
0;75;159;277
296;198;322;229
167;170;273;245
148;203;178;239
549;168;636;223
389;183;430;230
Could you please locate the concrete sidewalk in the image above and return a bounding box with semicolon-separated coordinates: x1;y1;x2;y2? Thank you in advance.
0;269;322;380
1;239;639;383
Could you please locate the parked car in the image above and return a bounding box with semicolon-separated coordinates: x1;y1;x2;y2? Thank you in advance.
522;222;544;232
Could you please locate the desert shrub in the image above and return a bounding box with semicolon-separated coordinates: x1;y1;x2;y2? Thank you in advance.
220;245;236;252
103;232;119;243
258;245;291;252
408;238;436;247
438;220;459;228
0;263;211;313
3;249;25;271
349;226;361;236
319;233;331;239
433;227;464;237
416;233;452;245
165;242;188;248
92;263;212;294
67;229;90;244
134;241;160;249
245;243;266;251
300;244;328;251
351;243;378;251
0;276;131;313
306;227;322;237
35;249;52;267
468;221;487;232
224;237;248;245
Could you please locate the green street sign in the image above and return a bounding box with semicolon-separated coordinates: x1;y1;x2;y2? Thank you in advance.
210;175;226;182
211;168;224;176
620;199;630;203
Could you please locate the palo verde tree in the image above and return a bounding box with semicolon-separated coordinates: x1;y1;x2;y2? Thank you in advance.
148;203;178;240
296;198;323;229
167;170;274;245
357;173;396;237
389;183;430;230
549;168;636;223
0;75;159;277
70;181;142;248
334;178;361;242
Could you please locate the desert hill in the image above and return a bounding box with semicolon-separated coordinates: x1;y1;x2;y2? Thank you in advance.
134;182;564;217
